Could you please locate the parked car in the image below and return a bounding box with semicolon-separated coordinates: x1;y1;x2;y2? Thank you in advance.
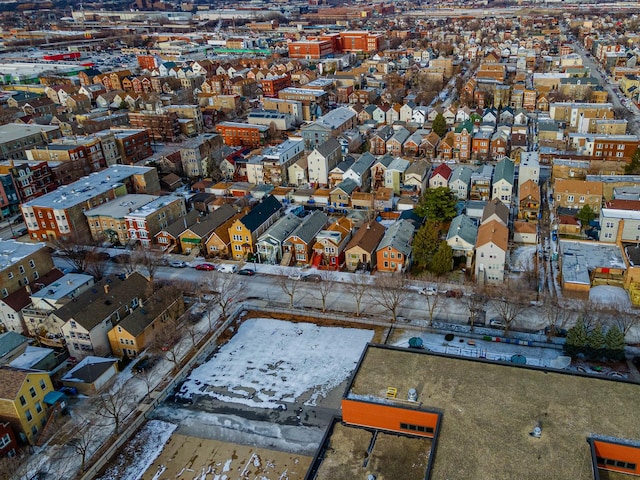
238;268;256;276
13;227;28;237
302;273;322;282
288;273;302;280
445;290;463;298
419;286;437;296
489;318;505;327
133;356;158;374
194;263;216;271
169;261;188;268
217;263;238;274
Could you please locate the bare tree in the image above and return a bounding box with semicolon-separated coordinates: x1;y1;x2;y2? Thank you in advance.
314;271;337;312
488;280;529;335
68;417;99;471
54;232;96;272
206;274;243;323
578;299;602;330
371;274;411;323
152;315;182;366
85;252;108;280
345;274;370;316
542;298;575;340
94;385;132;435
132;246;165;284
278;276;299;308
425;292;442;327
136;366;157;399
465;291;487;332
605;306;640;339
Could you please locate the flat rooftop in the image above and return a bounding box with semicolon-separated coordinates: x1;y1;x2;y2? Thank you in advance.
23;165;155;210
0;240;47;270
344;345;640;480
559;240;626;285
84;194;157;218
30;273;93;302
0;123;59;143
313;422;431;480
126;194;183;218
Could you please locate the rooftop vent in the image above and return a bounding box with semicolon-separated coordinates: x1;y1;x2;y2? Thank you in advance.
408;388;418;402
530;423;542;438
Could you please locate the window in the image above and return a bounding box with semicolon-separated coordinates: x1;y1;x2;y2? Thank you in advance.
29;387;36;398
18;265;25;274
567;195;574;202
400;422;434;434
35;402;42;413
31;426;37;436
7;272;12;279
39;379;46;390
0;434;11;448
579;196;585;203
19;396;26;406
70;321;77;329
25;410;32;422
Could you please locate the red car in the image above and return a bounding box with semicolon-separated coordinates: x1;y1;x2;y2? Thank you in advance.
195;263;216;271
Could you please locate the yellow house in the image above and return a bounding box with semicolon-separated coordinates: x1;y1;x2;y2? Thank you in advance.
108;286;184;358
0;369;54;445
228;195;283;260
204;212;243;258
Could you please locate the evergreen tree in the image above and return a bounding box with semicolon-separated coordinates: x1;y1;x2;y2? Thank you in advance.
564;319;589;357
604;325;626;361
587;322;606;359
412;220;441;269
624;147;640;175
576;205;596;230
416;187;458;223
429;241;453;276
432;112;448;138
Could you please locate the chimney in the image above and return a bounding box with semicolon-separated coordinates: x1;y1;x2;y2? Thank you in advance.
104;284;109;294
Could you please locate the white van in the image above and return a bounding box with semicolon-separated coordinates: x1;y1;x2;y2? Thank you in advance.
217;263;238;274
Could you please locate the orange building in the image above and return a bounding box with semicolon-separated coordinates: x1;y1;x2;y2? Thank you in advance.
216;122;269;148
288;40;334;60
261;74;291;98
305;344;640;480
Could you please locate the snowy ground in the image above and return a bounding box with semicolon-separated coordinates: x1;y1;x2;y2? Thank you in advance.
96;420;176;480
509;245;536;272
175;318;374;409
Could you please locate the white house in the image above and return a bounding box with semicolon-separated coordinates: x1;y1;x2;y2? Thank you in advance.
449;166;473;200
491;157;515;205
307;137;342;187
475;219;509;284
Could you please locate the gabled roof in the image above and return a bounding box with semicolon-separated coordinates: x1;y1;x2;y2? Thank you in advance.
475;219;509;251
554;179;603;197
239;195;283;233
0;332;28;362
377;219;415;256
0;368;31;400
493;157;515;184
189;204;237;237
1;268;64;312
161;209;200;239
347;152;376;176
519;179;540;202
450;166;473;185
373;153;394;170
404;160;430;178
446;214;478;246
258;213;302;244
62;357;117;383
332;157;355;174
389;127;410;144
430;163;452;180
455;120;474;133
116;286;181;338
285;210;328;245
53;273;151;331
481;198;510;225
313;137;341;158
388;158;410;172
345;220;386;253
333;178;359;195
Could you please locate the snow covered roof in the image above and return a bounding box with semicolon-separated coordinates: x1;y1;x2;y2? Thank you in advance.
559;240;626;285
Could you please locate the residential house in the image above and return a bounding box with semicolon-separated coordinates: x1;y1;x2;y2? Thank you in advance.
344;152;376;189
403;160;430;196
203;210;244;258
518;180;540;222
449;166;473;200
429;163;452;189
0;368;54;445
376;219;415;273
423;131;441;158
344;220;386;271
475;219;509;284
107;286;184;358
330;179;359;208
446;214;478;268
598;200;640;243
470;165;493;201
60;357;118;396
55;273;151;359
178;205;237;254
0;241;55;300
492;158;515;205
403;129;428;157
0;332;28;366
328;157;355;187
371;154;394;191
256;213;303;264
337;129;363;154
518;152;540;189
472;130;492;159
513;221;538;244
490;132;509;158
385;158;410;195
0;421;18;458
154;209;200;253
300;107;357;150
282;210;328;266
454;121;473;161
288;157;308;186
369;125;394;155
553;179;603;213
229;195;283;260
311;217;353;270
307;138;342;187
386;127;410;157
481;198;510;226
